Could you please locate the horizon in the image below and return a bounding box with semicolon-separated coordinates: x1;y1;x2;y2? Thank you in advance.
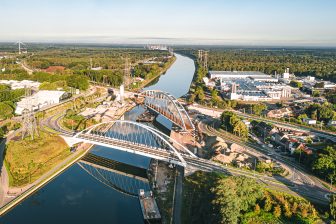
1;0;336;47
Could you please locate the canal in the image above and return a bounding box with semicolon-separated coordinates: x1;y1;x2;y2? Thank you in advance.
0;54;195;224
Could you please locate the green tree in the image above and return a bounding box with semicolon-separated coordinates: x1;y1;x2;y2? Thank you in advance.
252;103;267;115
221;111;248;139
0;102;14;120
254;204;261;215
66;75;89;90
211;89;221;105
212;176;263;224
273;205;282;218
195;86;205;101
0;128;4;138
290;80;303;88
331;194;336;221
312;146;336;182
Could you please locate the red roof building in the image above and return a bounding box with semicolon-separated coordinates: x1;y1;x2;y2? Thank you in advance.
45;66;65;73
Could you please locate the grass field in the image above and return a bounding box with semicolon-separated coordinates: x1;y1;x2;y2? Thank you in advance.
4;131;70;187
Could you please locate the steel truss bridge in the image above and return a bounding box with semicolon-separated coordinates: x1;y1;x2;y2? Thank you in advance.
73;120;197;167
140;90;194;132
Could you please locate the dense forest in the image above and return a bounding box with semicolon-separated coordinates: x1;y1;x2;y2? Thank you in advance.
204;48;336;81
23;47;170;70
0;45;173;89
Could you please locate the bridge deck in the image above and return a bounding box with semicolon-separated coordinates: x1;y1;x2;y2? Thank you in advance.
77;133;184;165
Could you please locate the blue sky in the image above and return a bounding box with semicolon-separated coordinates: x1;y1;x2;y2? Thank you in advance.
0;0;335;46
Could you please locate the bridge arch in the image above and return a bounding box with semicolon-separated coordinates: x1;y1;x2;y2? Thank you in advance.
74;120;197;167
140;90;194;132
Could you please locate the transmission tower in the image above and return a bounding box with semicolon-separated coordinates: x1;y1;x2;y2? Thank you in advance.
15;41;26;54
123;57;131;88
198;50;203;64
203;51;208;69
197;50;208;69
21;87;39;140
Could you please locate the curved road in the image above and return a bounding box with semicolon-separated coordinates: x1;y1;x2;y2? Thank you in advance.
197;117;332;205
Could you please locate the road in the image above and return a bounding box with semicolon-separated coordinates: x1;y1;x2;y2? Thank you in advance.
187;104;336;142
40;98;333;206
18;61;34;75
196;117;332;205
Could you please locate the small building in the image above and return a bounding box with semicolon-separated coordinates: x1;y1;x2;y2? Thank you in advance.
267;107;292;118
91;67;103;71
203;77;216;88
303;118;317;125
45;66;65;73
290;142;312;155
242;120;251;128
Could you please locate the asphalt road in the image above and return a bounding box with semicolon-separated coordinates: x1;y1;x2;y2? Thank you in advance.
197;117;332;205
188;104;336;142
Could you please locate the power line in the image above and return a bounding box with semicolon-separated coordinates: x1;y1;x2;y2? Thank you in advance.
21;87;39;140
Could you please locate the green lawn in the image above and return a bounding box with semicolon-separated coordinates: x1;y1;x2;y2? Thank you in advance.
4;131;70;187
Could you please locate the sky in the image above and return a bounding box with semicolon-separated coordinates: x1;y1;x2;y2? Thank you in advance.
0;0;336;46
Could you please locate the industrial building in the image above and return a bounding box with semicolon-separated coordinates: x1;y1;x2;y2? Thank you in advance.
206;71;292;101
15;90;70;115
209;71;275;80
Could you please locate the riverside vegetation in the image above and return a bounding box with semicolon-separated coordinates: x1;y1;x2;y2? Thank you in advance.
182;171;322;224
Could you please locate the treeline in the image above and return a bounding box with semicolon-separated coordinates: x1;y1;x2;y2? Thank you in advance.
182;171;321;224
0;71;89;91
75;69;123;87
25;48;170;70
206;49;336;81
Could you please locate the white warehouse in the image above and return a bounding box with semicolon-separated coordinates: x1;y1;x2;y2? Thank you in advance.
15;90;70;115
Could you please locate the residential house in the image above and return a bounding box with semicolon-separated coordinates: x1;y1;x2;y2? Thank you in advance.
267;107;293;118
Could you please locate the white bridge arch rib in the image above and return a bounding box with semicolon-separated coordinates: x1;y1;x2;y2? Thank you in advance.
140;90;195;132
74;120;197;167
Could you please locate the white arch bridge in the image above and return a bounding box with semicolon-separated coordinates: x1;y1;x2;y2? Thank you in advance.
73;120;197;167
140;90;194;132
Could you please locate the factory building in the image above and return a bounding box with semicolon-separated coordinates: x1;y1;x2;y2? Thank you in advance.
15;90;70;115
207;71;292;101
209;71;272;79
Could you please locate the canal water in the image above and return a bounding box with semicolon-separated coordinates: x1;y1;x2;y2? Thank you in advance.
0;54;195;224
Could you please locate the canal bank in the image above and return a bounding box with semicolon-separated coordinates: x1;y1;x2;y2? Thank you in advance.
0;142;93;216
0;53;196;223
133;56;176;92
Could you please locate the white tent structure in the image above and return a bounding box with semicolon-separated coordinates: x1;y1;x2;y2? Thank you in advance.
15;90;68;115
